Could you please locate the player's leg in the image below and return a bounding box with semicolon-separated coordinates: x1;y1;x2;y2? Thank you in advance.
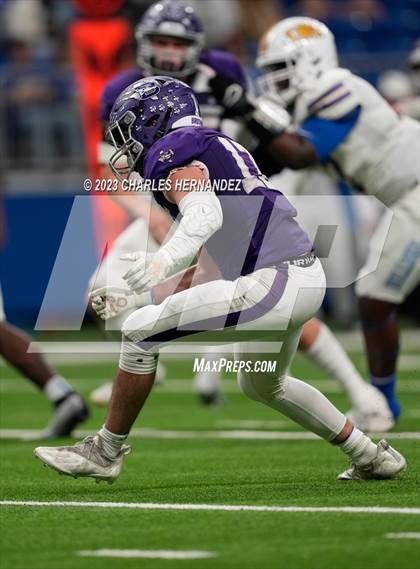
299;318;393;431
356;186;420;419
35;266;405;481
0;319;89;438
34;276;242;480
193;345;223;405
236;261;406;479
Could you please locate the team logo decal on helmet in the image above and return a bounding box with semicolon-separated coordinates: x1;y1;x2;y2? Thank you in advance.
137;83;161;99
285;23;323;41
107;76;202;180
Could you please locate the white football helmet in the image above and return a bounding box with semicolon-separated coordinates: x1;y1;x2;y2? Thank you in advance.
256;17;338;106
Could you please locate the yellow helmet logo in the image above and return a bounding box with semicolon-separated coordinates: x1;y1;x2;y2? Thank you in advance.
285;23;323;41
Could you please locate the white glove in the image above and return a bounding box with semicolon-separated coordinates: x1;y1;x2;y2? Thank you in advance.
253;96;291;133
90;286;151;320
121;250;172;294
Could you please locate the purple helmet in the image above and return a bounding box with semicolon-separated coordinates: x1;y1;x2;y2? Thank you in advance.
135;0;204;77
107;76;202;179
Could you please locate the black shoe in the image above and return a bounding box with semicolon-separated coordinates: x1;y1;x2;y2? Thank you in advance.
41;393;90;438
197;391;223;407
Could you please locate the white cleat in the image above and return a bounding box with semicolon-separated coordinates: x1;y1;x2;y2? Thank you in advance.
90;363;167;406
338;439;407;480
346;386;395;432
34;435;131;484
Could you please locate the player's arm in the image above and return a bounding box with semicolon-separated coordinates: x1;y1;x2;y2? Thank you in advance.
210;74;359;172
122;164;223;294
258;132;318;170
209;75;316;169
152;247;222;304
92;246;221;320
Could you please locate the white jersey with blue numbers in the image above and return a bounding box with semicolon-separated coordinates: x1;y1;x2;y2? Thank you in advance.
293;68;420;206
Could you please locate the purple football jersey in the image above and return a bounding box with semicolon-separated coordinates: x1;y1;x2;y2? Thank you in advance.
144;127;313;279
100;49;248;128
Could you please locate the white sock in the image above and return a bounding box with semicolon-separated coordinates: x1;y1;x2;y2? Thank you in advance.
43;375;73;403
339;427;378;465
98;425;128;460
306;322;368;407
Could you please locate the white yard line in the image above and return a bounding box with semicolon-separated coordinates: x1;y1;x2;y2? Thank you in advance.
1;428;419;441
0;500;419;515
216;420;289;429
1;378;419;394
78;549;217;559
385;533;420;540
0;329;418;366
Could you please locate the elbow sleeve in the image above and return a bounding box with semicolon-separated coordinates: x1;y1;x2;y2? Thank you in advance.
158;191;223;276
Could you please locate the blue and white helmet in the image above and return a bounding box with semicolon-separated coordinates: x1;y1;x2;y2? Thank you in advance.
135;0;204;77
107;76;202;179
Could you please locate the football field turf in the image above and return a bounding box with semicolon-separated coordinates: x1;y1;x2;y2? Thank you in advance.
1;338;419;569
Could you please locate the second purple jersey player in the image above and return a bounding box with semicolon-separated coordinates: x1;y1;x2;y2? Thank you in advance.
100;0;247;135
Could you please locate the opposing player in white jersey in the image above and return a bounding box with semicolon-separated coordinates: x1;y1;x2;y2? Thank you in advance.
226;17;419;421
90;2;392;430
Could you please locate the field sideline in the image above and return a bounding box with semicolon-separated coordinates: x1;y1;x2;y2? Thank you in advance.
0;338;419;569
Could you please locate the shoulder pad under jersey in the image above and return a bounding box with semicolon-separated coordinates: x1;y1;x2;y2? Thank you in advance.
144;127;210;182
200;49;248;88
301;68;360;121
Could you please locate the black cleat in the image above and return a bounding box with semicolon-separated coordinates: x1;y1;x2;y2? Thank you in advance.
41;392;90;439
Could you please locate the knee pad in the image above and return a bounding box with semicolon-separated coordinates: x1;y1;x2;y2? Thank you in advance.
119;334;158;374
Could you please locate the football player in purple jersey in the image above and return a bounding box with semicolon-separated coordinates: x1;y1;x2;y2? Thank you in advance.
92;1;392;428
91;0;249;406
35;77;406;483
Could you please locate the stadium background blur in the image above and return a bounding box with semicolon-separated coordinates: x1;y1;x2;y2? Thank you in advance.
0;0;419;328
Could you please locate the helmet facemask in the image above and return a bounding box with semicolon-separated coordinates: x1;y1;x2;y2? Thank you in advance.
107;111;144;181
257;58;299;107
137;31;203;78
